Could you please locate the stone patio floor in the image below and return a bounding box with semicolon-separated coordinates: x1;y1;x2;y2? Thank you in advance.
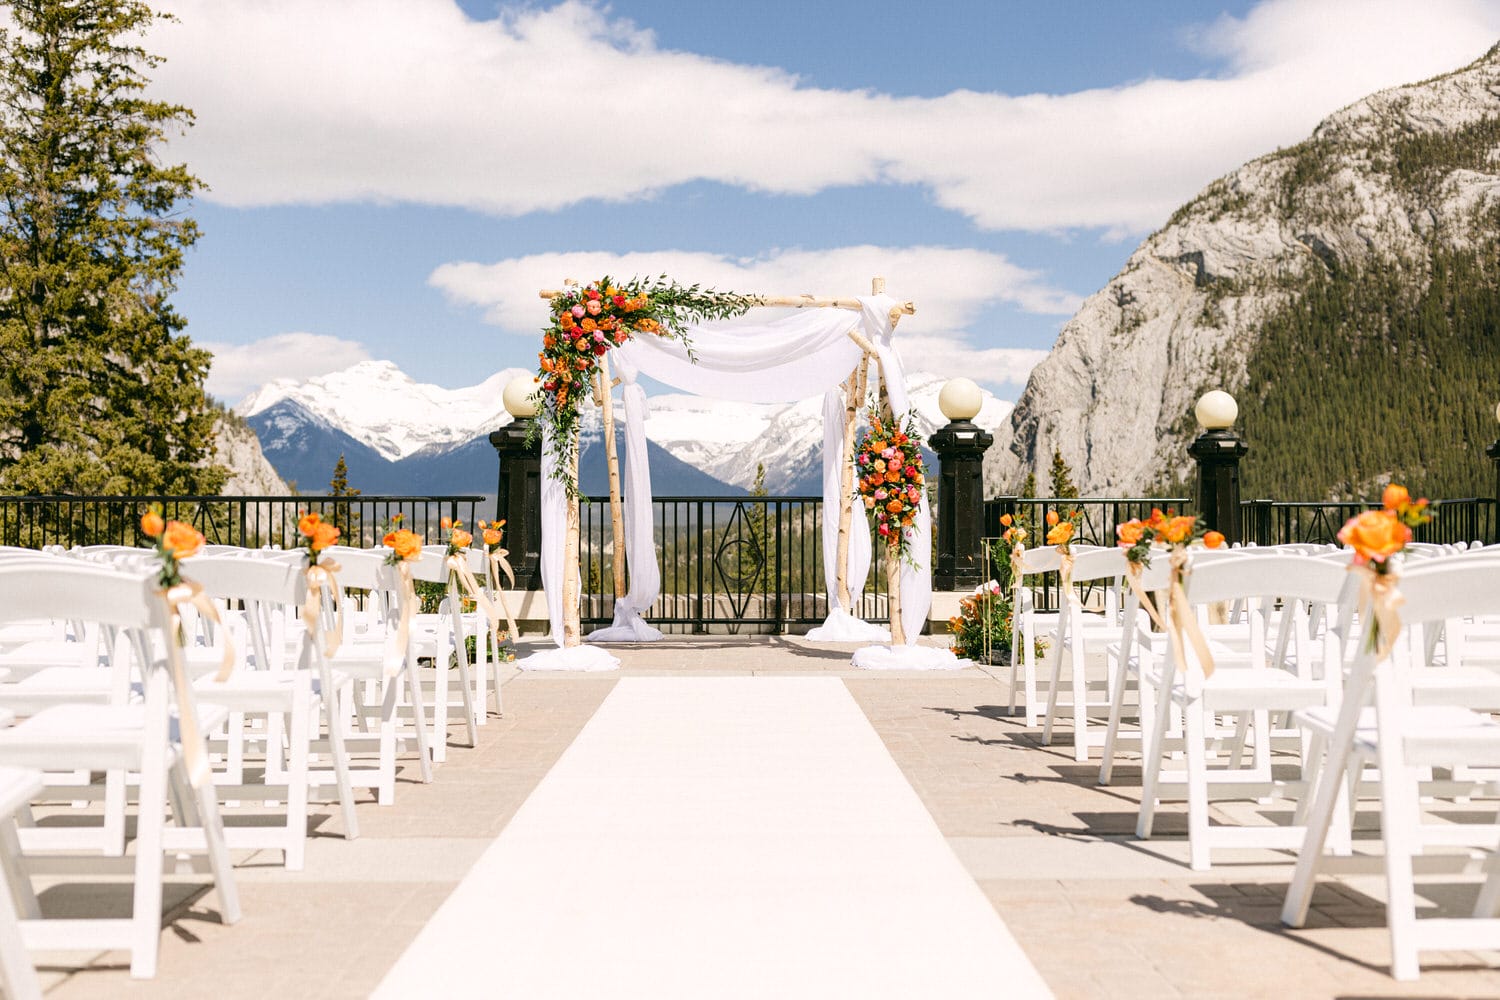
25;635;1500;998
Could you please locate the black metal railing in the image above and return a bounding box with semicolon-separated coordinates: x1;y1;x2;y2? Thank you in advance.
577;496;888;633
1240;497;1496;547
0;495;485;551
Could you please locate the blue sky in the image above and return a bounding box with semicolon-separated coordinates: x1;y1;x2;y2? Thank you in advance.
151;0;1500;400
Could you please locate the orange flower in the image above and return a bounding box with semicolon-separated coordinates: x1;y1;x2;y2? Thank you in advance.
140;509;164;538
440;517;452;530
298;511;321;536
1382;483;1409;511
384;528;423;562
1339;509;1411;565
559;313;575;331
1145;508;1167;530
1116;519;1144;547
310;521;340;552
885;470;900;483
1045;510;1059;527
451;528;473;549
581;318;597;333
1203;530;1225;549
482;527;503;547
999;513;1013;527
1161;515;1197;545
160;520;204;560
1046;521;1074;546
886;499;904;513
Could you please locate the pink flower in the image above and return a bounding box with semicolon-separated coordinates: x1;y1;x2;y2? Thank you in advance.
570;304;586;318
875;489;887;500
878;524;891;536
881;447;895;459
585;299;602;316
593;331;605;341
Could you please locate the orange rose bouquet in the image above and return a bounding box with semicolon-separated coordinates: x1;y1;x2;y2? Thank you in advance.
854;409;927;563
296;511;341;565
1044;508;1083;553
1115;508;1225;567
1338;484;1436;658
538;276;756;495
477;518;506;554
139;504;205;588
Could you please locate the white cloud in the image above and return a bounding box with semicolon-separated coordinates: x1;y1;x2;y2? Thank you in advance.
146;0;1500;233
428;245;1070;389
202;332;372;401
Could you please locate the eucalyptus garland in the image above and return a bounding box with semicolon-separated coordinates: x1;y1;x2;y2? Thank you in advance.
531;275;758;496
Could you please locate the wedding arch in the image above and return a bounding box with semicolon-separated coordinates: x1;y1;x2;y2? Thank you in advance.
521;276;959;672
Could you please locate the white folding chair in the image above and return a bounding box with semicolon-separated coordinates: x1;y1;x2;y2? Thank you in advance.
0;766;43;1000
408;547;478;763
1042;547;1134;761
0;560;241;978
1007;545;1061;726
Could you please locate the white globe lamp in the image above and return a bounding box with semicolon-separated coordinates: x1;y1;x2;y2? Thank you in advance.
503;375;539;419
1195;389;1238;431
938;377;983;423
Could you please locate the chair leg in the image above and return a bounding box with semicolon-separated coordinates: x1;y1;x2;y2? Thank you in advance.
322;685;361;841
129;746;168;979
490;625;506;719
1024;632;1041;727
0;831;40;1000
0;817;39;921
1281;714;1364;926
1184;701;1212;871
1473;850;1500;918
1042;643;1066;746
1379;758;1424;981
454;646;478;750
189;764;241;928
432;645;451;764
1099;650;1132;785
103;768;127;857
1136;681;1175;840
285;696;311;870
377;677;398;805
1007;646;1020;718
474;622;489;727
404;655;435;782
1070;640;1089;762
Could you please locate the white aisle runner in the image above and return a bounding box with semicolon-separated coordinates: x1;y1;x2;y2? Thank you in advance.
375;677;1051;999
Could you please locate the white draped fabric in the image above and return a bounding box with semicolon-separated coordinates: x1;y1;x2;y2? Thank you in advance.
520;294;932;671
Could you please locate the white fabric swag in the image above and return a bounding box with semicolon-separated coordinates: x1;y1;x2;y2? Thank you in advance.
528;293;937;668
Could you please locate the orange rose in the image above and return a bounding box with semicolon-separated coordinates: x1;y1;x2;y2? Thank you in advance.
1161;515;1197;545
1382;483;1409;511
999;514;1013;527
1338;509;1411;565
1046;522;1074;546
1203;530;1225;549
1045;510;1060;527
885;470;900;483
310;521;340;552
384;528;423;562
140;509;164;538
886;499;903;513
440;517;452;530
1116;520;1144;547
451;528;473;549
1145;508;1167;530
298;511;321;536
160;520;204;560
482;527;503;547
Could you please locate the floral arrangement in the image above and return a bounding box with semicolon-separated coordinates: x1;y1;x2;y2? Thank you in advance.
1044;508;1083;552
381;518;423;567
439;516;472;558
855;409;927;561
477;518;506;553
139;505;205;588
536;275;757;495
948;579;1047;663
1338;484;1435;657
1115;508;1224;566
296;511;340;564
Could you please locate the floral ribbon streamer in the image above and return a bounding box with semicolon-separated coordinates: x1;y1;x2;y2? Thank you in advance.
1351;563;1404;661
159;580;236;789
446;554;504;633
383;561;417;678
1057;547;1075;602
1123;551;1217;679
485;548;522;640
302;559;346;659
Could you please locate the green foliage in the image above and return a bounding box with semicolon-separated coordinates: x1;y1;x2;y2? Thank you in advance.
1047;449;1080;499
1377;115;1500;199
327;453;360;536
1240;233;1500;501
0;0;223;494
1020;472;1037;500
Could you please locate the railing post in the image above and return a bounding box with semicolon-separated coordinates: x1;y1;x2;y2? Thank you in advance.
1488;406;1500;544
930;381;993;591
1189;391;1248;545
488;422;543;591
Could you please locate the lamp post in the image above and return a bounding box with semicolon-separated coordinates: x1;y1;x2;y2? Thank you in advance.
488;376;543;590
1488;401;1500;545
929;377;993;591
1188;389;1247;545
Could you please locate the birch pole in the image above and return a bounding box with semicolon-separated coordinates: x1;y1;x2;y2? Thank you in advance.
834;365;860;610
596;353;627;599
562;438;582;647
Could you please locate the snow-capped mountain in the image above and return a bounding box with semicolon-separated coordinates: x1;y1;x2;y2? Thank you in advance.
239;360;530;461
234;360;1013;496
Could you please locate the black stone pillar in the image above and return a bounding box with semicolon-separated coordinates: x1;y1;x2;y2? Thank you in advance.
489;421;543;590
930;419;993;590
1488;437;1500;545
1189;428;1249;545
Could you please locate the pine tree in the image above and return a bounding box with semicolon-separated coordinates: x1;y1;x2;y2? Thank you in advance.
0;0;222;494
1021;472;1037;499
1048;450;1080;499
327;453;360;538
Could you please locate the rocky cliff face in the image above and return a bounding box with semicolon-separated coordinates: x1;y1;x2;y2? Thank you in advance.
987;44;1500;496
214;412;291;496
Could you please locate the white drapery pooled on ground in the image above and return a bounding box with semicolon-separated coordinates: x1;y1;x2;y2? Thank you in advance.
521;294;923;668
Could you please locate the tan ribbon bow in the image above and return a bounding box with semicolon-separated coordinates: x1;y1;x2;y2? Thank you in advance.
1351;562;1404;662
1123;560;1169;633
159;580;236;789
1057;546;1075;603
1008;543;1026;602
484;547;522;641
1167;547;1218;679
302;558;345;659
383;560;417;678
445;553;503;633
